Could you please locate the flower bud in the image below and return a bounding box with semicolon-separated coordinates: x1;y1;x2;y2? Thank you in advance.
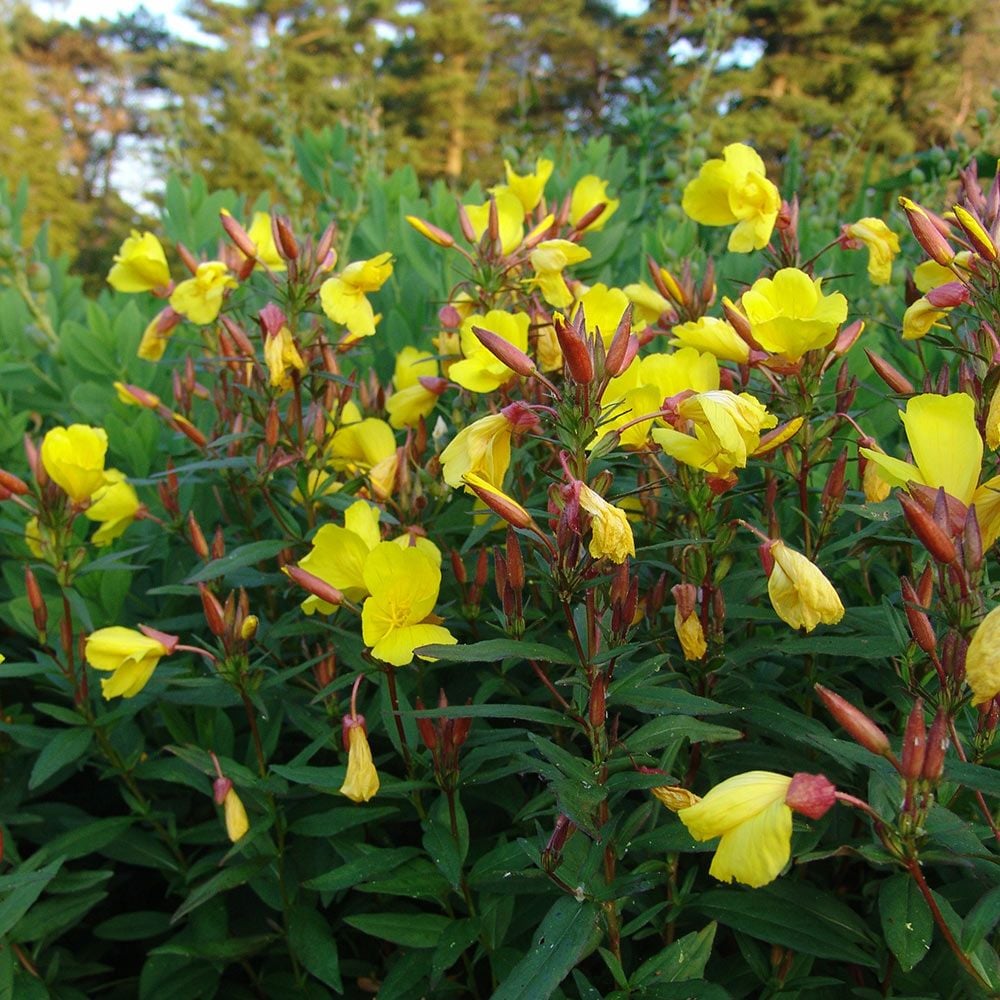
864;350;915;395
900;577;936;654
925;280;970;308
831;319;865;357
405;215;455;248
472;325;536;377
198;582;227;637
223;787;250;841
187;511;209;559
283;565;345;608
898;491;957;563
212;775;232;805
899;197;955;266
554;314;594;383
921;708;949;782
273;216;299;261
814;684;892;757
220;211;258;259
25;565;47;638
901;699;927;781
785;772;837;819
952;204;998;260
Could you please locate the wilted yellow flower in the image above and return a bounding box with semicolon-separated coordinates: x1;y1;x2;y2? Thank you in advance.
861;445;892;503
535;322;563;372
741;269;848;362
466;189;525;254
264;326;306;392
669;316;750;363
505;158;554;212
223;787;250;841
570;175;619;232
675;609;707;660
650;785;701;811
246;211;285;271
84;625;175;699
767;541;844;632
676;771;794;887
107;230;171;293
530;240;592;308
319;252;393;339
842;218;900;285
340;723;380;802
84;470;140;546
902;296;949;341
682;143;780;252
966;605;1000;705
41;424;108;502
361;543;456;665
578;484;635;563
913;251;972;293
624;282;670;331
170;262;237;325
440;412;514;490
136;307;183;362
451;310;531;393
574;284;631;347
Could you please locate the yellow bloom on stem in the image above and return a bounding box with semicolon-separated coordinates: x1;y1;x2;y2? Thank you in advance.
465;189;525;254
669;316;750;363
107;230;171;293
675;610;707;660
137;307;183;362
170;262;237;325
570;175;619;232
84;625;177;699
329;415;397;476
361;542;457;665
223;787;250;841
841;218;900;285
766;541;845;632
913;251;972;293
741;268;848;362
451;310;531;393
41;424;108;502
504;158;554;212
578;483;635;563
246;211;286;271
440;412;514;490
264;325;306;392
297;500;381;611
387;347;441;429
682;143;780;252
624;282;670;331
902;297;949;341
341;722;380;802
966;605;1000;705
573;284;631;347
530;240;592;309
319;252;393;339
84;470;141;546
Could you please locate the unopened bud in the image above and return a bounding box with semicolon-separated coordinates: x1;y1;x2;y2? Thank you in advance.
925;281;970;308
273;216;299;260
814;684;892;757
831;319;865;356
901;699;927;781
605;310;637;378
785;772;837;819
588;674;606;730
900;577;936;654
240;614;258;640
212;775;232;805
572;201;607;233
283;565;344;607
472;326;536;378
25;565;46;638
722;296;756;347
554;315;594;383
220;211;258;259
865;350;915;395
898;491;957;564
899;197;955;267
921;708;949;781
198;582;227;637
505;527;524;591
0;469;30;495
188;511;210;559
405;215;455;248
952;204;998;261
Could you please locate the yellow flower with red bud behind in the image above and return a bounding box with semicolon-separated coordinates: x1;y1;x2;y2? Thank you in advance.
672;583;707;660
504;158;553;212
839;218;900;285
319;252;393;339
440;405;537;491
84;625;178;699
245;211;286;270
40;424;108;502
451;310;532;393
529;240;592;309
465;189;525;254
84;470;141;546
570;175;619;232
765;540;844;632
137;307;184;361
107;230;171;293
577;483;635;564
902;296;949;341
572;284;630;348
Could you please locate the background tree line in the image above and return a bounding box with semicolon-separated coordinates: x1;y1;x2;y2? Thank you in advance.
2;0;998;277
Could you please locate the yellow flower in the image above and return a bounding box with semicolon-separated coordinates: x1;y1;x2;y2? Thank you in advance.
902;296;949;341
676;771;794;887
529;240;592;309
623;282;670;331
669;316;750;363
386;347;441;429
329;415;396;476
264;325;306;392
451;310;531;393
341;723;380;803
319;252;393;339
652;390;777;476
41;424;108;502
360;543;457;665
246;211;286;271
675;610;707;660
297;500;381;611
986;385;1000;451
574;284;631;347
535;322;563;372
440;412;514;490
223;787;250;841
504;158;553;212
137;307;183;362
170;262;236;325
84;625;175;699
682;143;780;253
842;218;900;285
913;251;972;293
578;484;635;563
465;189;525;254
84;470;141;546
570;175;619;232
25;516;46;559
966;605;1000;705
741;269;848;362
767;541;844;632
107;230;171;293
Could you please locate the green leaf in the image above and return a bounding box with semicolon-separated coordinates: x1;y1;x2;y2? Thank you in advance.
431;919;480;985
171;858;269;923
413;703;573;726
416;638;576;665
343;911;451;949
878;874;933;972
625;717;743;753
28;726;93;789
183;540;287;584
95;910;172;941
0;861;62;937
962;886;1000;952
303;847;421;893
288;906;343;993
631;923;717;986
492;897;602;1000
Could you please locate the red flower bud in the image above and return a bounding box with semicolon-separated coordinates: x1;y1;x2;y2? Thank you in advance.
785;772;837;819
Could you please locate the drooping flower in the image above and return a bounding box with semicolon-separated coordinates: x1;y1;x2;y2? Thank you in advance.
913;251;972;293
137;307;183;362
451;310;532;393
41;424;108;502
504;158;554;212
107;231;171;293
966;605;1000;706
440;412;515;490
669;316;750;363
624;283;670;331
529;240;592;309
387;347;442;429
340;717;380;802
840;218;900;285
84;625;177;699
766;541;845;632
465;189;525;254
570;175;619;232
673;583;707;660
84;470;141;546
170;262;237;325
263;324;306;392
223;787;250;841
319;252;393;340
901;297;949;341
682;143;780;252
360;542;456;665
740;269;848;362
328;411;398;498
578;484;635;563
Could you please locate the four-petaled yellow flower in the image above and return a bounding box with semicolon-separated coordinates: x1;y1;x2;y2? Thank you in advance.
682;143;780;253
466;189;525;254
570;175;619;232
841;218;900;285
360;542;457;665
451;310;532;393
669;316;750;364
170;261;237;325
766;540;845;632
84;470;141;546
573;284;631;347
84;625;176;699
107;230;171;293
41;424;108;502
341;721;380;803
319;252;393;339
578;484;635;563
504;158;553;212
741;268;848;362
530;240;592;308
440;412;515;490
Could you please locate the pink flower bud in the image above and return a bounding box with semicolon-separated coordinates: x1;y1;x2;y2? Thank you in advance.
785;772;837;819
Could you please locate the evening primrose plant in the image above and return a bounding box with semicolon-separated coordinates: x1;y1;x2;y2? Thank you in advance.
1;142;1000;998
